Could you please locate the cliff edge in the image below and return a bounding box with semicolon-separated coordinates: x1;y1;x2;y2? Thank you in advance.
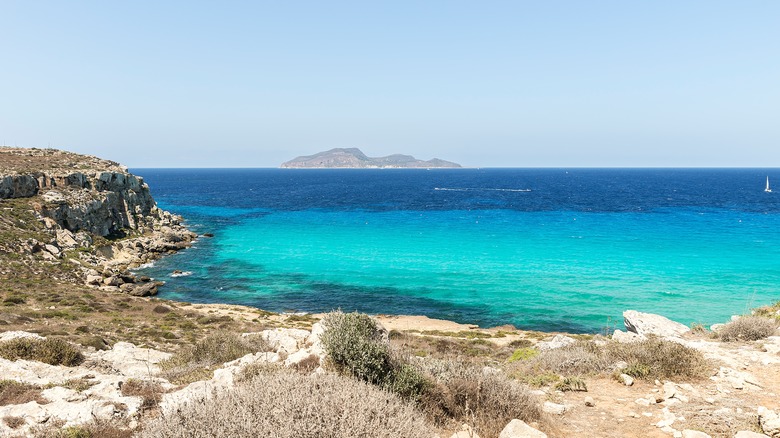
0;147;196;296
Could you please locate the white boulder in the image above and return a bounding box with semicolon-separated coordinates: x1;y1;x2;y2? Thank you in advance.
499;419;547;438
623;310;690;338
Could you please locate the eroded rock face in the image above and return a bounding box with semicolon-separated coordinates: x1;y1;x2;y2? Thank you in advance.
0;174;38;198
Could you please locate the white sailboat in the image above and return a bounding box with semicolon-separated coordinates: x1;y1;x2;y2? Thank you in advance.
766;176;772;193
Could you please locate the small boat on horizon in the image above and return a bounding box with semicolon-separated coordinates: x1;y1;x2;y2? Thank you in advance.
766;176;772;193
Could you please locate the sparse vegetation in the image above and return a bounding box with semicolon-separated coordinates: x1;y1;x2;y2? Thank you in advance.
3;415;25;429
120;379;164;410
0;337;84;366
159;331;271;383
512;338;710;382
508;347;539;362
139;368;435;438
718;316;778;342
418;360;544;438
0;380;46;406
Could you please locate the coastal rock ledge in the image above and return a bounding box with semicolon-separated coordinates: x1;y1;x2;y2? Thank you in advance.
0;147;196;291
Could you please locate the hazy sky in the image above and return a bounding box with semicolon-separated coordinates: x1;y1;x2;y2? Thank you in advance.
1;1;778;167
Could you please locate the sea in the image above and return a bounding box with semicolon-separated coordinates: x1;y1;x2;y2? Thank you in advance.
130;168;780;334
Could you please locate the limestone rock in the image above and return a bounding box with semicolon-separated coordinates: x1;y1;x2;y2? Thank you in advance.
0;174;38;198
0;331;45;342
619;373;634;386
734;432;770;438
542;401;567;415
499;419;548;438
663;382;677;399
90;342;171;378
759;406;780;437
125;282;159;297
537;334;577;351
623;310;690;338
613;329;644;343
681;430;712;438
584;396;595;407
253;328;313;354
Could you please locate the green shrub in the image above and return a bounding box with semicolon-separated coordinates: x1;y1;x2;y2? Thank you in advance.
320;311;392;385
508;347;539;362
718;316;778;342
320;311;430;400
554;376;587;392
0;338;84;366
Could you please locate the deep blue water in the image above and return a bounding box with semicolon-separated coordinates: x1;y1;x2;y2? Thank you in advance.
131;168;780;333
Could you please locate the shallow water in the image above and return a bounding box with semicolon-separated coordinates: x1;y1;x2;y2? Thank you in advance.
132;168;780;333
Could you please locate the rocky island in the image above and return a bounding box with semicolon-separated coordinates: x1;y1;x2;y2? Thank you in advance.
1;147;779;438
281;147;462;168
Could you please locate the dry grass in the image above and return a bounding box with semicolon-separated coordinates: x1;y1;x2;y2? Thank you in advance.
31;419;134;438
158;331;270;384
2;415;25;429
120;379;165;411
513;338;710;382
0;379;46;406
418;360;544;438
139;368;435;438
0;337;84;366
717;316;778;342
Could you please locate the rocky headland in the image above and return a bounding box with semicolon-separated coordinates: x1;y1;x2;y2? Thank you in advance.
281;147;462;168
1;147;779;438
0;147;196;296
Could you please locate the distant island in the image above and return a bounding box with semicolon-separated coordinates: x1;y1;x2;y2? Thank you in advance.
280;148;461;168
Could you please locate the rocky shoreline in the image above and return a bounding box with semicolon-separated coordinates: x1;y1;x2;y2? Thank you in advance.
2;147;779;437
0;147;196;297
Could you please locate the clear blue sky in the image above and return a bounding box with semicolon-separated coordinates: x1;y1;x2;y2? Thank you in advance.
1;1;778;167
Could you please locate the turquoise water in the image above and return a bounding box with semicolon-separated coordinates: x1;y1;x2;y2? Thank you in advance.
133;169;780;333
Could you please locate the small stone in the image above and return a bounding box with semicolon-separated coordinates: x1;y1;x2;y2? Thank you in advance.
584;396;595;407
542;401;566;415
619;373;634;386
734;432;768;438
681;430;712;438
663;382;677;399
635;398;652;406
498;419;547;438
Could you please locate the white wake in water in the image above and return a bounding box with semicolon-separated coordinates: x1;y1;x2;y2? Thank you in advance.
434;187;531;192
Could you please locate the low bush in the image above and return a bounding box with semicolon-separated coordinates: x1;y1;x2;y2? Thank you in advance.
159;331;270;384
554;376;587;392
31;419;133;438
508;347;539;362
718;316;778;342
419;360;543;438
0;380;46;406
320;311;429;400
320;311;392;385
120;379;164;410
3;415;25;429
139;369;434;438
0;338;84;366
513;338;709;382
606;339;710;380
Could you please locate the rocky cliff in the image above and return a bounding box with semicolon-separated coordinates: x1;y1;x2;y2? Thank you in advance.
0;147;196;296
